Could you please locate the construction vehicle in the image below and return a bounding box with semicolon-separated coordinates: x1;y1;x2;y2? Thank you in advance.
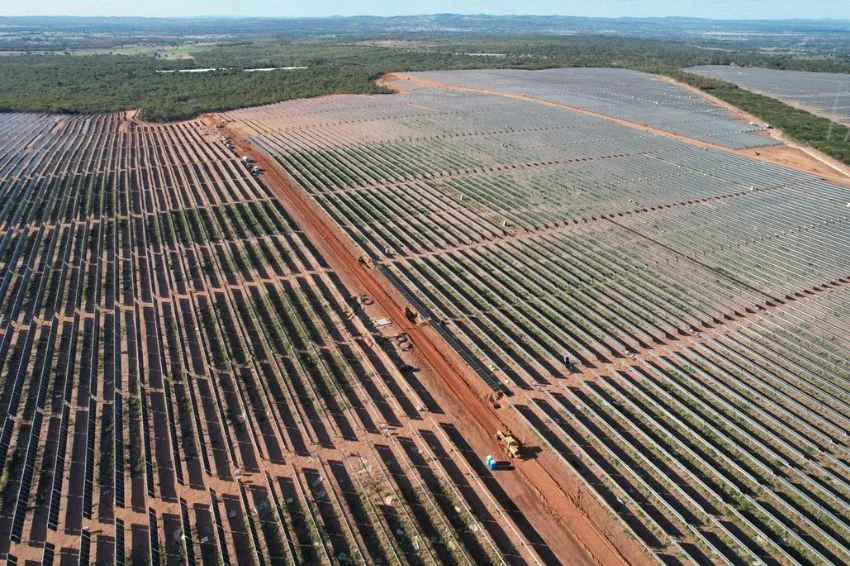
496;430;522;459
404;306;418;323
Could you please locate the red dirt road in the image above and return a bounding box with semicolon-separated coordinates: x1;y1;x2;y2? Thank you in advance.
213;116;653;566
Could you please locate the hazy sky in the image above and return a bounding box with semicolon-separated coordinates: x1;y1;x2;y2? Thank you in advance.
5;0;850;20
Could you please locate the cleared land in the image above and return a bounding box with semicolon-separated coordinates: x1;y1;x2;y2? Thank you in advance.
223;69;850;565
687;65;850;126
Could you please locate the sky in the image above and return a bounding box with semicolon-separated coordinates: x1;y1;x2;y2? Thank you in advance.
4;0;850;20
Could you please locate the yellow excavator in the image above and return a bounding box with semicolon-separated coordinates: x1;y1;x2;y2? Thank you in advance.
496;430;522;459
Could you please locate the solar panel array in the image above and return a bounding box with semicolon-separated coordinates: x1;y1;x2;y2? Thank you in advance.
227;70;850;565
687;65;850;125
0;111;539;566
412;68;779;149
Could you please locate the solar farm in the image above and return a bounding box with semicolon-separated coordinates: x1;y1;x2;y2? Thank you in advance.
0;67;849;566
411;68;779;149
687;65;850;125
0;111;598;566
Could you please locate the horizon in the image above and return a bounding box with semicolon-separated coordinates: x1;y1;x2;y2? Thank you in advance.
4;13;850;22
4;0;850;21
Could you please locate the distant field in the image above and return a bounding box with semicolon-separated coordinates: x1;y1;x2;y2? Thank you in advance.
67;43;216;57
688;65;850;125
0;45;212;57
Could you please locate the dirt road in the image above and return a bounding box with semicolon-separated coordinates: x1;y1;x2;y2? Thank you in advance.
215;117;652;566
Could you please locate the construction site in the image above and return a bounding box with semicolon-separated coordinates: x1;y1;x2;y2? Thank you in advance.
1;67;849;566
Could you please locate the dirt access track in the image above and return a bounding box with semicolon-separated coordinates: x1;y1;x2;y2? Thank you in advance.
383;72;850;189
208;115;653;566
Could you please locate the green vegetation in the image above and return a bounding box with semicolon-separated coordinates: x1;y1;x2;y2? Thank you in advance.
0;49;389;121
672;70;850;165
1;33;848;121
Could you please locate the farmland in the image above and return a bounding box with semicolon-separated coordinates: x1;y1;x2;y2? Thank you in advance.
222;69;850;565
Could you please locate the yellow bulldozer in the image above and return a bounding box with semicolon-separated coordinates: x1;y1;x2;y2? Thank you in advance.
496;430;522;459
